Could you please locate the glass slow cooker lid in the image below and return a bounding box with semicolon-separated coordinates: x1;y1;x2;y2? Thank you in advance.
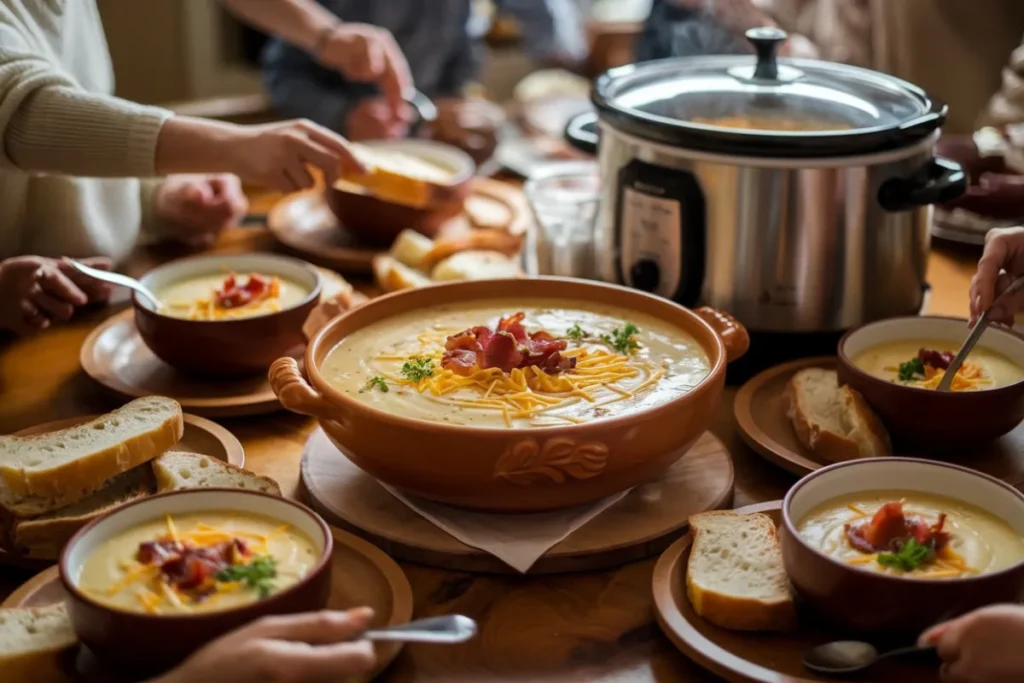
593;28;947;158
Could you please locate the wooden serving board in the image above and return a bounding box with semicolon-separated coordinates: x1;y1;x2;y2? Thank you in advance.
2;527;414;683
301;429;734;574
652;501;941;683
267;178;531;273
734;356;1024;487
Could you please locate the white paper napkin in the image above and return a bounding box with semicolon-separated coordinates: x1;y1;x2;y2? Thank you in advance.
306;429;630;572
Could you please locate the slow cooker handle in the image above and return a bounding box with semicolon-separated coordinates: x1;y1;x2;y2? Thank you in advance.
877;157;967;212
564;111;600;155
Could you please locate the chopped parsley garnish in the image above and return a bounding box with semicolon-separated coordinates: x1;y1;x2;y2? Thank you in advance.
566;324;588;342
401;357;435;382
897;357;926;382
361;376;389;393
877;538;933;572
601;323;640;355
216;555;278;598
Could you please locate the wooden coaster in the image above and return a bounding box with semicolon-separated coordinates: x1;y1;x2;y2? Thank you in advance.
267;178;531;273
301;429;734;574
734;356;1024;487
80;310;284;418
652;501;941;683
2;527;414;683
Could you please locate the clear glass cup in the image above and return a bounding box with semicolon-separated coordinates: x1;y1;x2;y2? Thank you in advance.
523;161;601;280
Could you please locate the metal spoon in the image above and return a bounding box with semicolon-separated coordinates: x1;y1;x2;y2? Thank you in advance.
404;88;438;123
65;259;162;309
803;641;934;675
361;614;476;644
938;276;1024;391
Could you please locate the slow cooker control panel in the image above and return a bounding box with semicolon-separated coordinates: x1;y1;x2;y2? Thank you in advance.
615;161;705;306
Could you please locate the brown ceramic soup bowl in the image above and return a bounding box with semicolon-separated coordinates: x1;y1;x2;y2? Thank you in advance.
837;316;1024;451
325;139;475;246
135;253;322;376
59;488;333;677
781;457;1024;635
269;277;750;512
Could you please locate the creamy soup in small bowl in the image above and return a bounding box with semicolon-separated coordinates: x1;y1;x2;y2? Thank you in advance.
782;458;1024;634
60;489;332;676
838;316;1024;450
269;277;750;512
134;253;322;376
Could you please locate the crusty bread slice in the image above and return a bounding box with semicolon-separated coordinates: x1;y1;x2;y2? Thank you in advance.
0;397;182;499
0;604;77;683
686;511;796;632
10;465;155;560
786;368;891;463
374;255;433;293
389;229;435;269
430;250;523;282
153;452;281;496
339;145;453;209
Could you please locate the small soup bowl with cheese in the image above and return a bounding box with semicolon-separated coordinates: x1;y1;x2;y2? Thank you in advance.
837;316;1024;450
59;488;333;677
781;457;1024;635
135;253;322;376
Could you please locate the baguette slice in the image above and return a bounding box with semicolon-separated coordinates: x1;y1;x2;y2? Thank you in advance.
373;255;433;292
10;465;155;560
339;145;453;209
389;229;435;269
430;250;523;282
153;451;281;496
0;604;77;683
686;511;796;632
0;397;183;498
786;368;891;463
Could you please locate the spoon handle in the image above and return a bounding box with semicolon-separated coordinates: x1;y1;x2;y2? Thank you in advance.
66;260;161;308
875;644;934;662
361;615;477;644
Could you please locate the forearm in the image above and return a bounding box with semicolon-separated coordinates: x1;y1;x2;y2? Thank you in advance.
220;0;338;53
153;116;248;177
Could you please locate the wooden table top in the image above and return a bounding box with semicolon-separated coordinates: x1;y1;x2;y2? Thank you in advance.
0;191;984;682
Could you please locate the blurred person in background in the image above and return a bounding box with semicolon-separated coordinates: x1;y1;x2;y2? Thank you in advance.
224;0;588;140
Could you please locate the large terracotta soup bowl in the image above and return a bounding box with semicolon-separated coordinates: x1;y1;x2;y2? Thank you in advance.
135;253;322;376
837;316;1024;450
269;278;749;512
782;458;1024;635
60;489;332;677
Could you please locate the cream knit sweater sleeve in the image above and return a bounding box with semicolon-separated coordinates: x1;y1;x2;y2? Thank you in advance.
0;6;172;178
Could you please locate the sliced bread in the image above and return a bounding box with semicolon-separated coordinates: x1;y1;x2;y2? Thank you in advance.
340;145;453;209
0;603;77;683
786;368;891;463
389;229;435;269
686;511;796;632
430;250;523;282
374;255;434;292
153;451;281;496
0;397;183;498
10;465;155;560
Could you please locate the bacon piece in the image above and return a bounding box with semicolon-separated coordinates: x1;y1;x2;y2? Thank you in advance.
844;501;951;554
440;313;576;375
445;329;481;353
919;348;955;370
497;312;527;342
441;348;478;376
215;273;274;309
481;331;523;373
137;539;187;565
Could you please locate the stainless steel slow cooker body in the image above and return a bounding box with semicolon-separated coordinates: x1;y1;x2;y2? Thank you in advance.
566;28;967;333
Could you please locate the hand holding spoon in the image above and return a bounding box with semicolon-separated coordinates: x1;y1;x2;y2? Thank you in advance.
803;641;935;674
361;614;476;644
65;259;162;309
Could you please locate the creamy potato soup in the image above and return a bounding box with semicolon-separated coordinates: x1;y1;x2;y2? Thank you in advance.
158;272;308;321
321;300;712;428
852;339;1024;391
76;512;318;615
798;492;1024;578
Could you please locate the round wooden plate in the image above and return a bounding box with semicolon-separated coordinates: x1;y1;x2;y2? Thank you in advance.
1;527;414;683
0;413;245;570
301;428;734;574
80;310;284;418
734;356;1024;487
267;178;531;273
652;501;941;683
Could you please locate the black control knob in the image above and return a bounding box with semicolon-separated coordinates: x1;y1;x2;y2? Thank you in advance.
630;259;660;292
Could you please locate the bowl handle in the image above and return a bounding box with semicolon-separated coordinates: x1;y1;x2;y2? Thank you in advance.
269;358;349;424
695;307;750;363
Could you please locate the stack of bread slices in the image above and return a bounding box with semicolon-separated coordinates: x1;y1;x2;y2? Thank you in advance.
0;397;279;561
374;228;523;292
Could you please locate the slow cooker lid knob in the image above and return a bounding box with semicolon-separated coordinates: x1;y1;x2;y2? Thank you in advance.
746;27;787;82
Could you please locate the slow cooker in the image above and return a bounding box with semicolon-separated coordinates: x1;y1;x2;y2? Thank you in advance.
565;27;967;338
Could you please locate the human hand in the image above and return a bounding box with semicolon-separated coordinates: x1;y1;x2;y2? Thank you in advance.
156;174;248;247
969;226;1024;325
316;23;413;112
226;119;364;192
153;608;376;683
919;604;1024;682
0;256;110;335
345;97;412;141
